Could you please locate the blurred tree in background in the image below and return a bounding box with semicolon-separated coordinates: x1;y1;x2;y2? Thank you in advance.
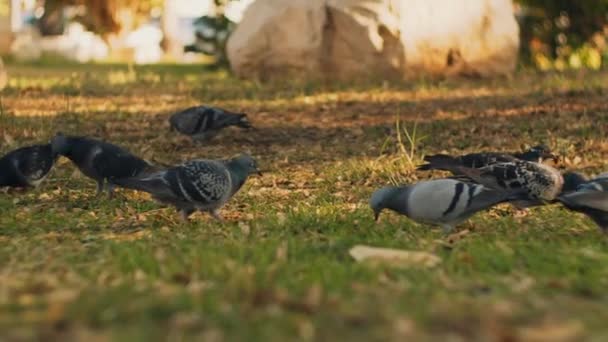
41;0;161;37
30;1;608;69
517;0;608;70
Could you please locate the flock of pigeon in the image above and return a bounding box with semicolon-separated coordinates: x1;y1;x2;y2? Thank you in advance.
1;106;258;221
1;105;608;233
372;145;608;233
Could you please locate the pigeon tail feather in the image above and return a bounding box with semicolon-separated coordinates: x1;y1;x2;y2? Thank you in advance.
417;154;459;171
112;174;171;196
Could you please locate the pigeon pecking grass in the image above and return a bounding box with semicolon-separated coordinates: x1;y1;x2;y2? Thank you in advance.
554;171;608;232
113;154;261;221
370;179;526;233
418;144;557;172
439;159;564;209
0;144;58;188
51;133;153;196
169;106;252;142
557;190;608;232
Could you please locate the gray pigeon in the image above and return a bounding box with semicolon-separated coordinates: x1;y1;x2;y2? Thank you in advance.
558;190;608;232
418;144;557;172
443;160;564;208
0;144;58;188
169;106;252;141
112;154;261;221
575;173;608;192
561;171;590;193
50;133;152;196
370;179;524;233
554;171;608;232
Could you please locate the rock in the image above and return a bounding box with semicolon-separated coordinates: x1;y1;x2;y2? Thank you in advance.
227;0;519;80
10;27;42;61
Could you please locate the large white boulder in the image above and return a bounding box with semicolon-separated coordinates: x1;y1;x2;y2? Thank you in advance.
227;0;519;80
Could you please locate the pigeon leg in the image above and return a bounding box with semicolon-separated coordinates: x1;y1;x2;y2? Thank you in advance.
96;180;105;196
180;208;195;222
210;209;223;222
106;183;116;198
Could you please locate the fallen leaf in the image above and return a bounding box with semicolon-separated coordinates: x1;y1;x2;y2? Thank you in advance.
3;133;14;145
349;245;441;268
38;193;52;201
238;222;251;236
518;320;584;342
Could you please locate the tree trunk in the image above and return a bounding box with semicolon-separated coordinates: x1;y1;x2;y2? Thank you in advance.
161;0;181;58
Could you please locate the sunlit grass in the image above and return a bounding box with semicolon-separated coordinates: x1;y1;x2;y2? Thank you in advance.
1;63;608;340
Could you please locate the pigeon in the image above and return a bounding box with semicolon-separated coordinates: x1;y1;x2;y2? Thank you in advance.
50;133;152;196
557;189;608;232
169;106;252;141
113;154;261;221
418;144;556;171
551;171;608;232
574;173;608;192
561;171;589;193
0;144;58;188
442;160;564;208
370;179;525;233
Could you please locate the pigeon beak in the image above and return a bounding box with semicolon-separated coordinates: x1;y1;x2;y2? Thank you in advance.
255;168;263;176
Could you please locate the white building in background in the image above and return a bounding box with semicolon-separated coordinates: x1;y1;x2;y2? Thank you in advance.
5;0;255;63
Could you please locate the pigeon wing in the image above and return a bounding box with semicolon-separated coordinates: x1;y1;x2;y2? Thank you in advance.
559;191;608;212
173;160;231;205
170;107;209;135
113;169;176;200
93;148;150;180
558;191;608;231
449;162;528;193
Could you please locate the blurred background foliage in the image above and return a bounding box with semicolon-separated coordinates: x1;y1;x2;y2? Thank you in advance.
7;0;608;70
516;0;608;70
41;0;163;36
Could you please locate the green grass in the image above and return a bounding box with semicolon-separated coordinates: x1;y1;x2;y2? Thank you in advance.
2;63;608;340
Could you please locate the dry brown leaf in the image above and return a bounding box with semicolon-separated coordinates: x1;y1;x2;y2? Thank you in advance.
349;245;441;268
3;133;14;145
518;320;584;342
38;193;52;201
239;222;251;236
445;229;470;244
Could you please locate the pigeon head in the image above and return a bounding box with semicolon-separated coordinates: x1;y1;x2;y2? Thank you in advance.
228;154;262;176
50;132;70;156
561;171;588;193
236;114;252;129
370;186;406;222
519;144;557;163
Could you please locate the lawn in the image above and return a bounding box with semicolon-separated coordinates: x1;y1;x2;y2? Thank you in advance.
1;62;608;341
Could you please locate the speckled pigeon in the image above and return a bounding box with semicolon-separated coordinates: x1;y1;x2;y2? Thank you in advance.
51;133;152;196
370;179;525;233
169;106;252;141
0;144;58;188
418;144;556;171
442;160;564;208
113;154;261;221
